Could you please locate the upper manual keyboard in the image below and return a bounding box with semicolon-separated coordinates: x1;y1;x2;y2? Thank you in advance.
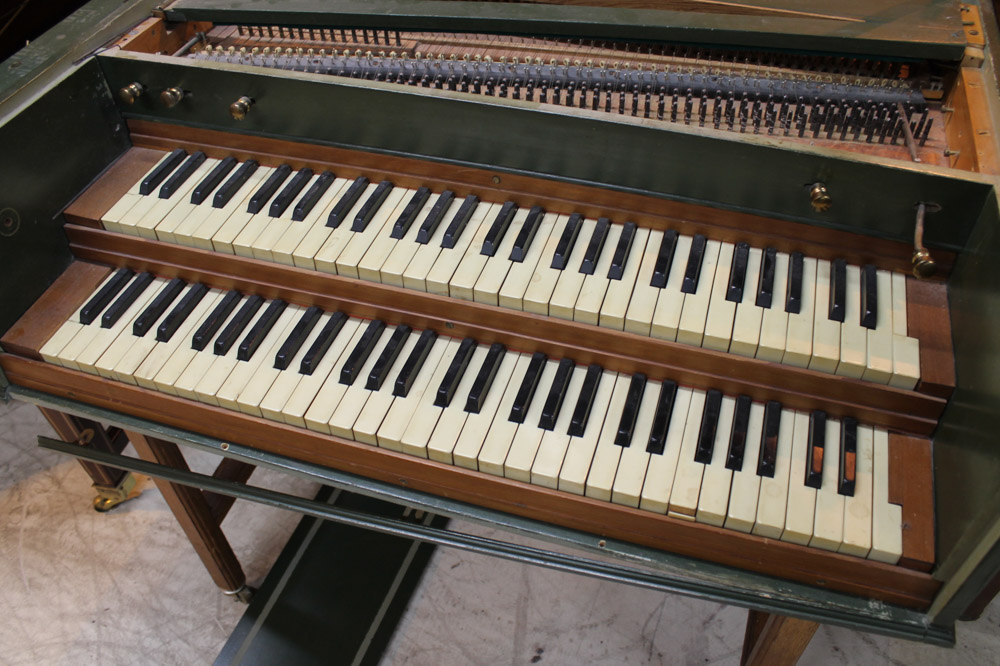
100;149;922;389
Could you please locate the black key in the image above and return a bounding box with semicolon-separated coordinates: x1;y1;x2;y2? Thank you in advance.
80;268;133;325
650;229;678;288
509;352;546;424
608;221;637;280
727;242;750;303
481;202;518;257
292;171;335;221
326;176;369;228
785;251;804;314
756;247;777;308
805;410;826;489
340;319;386;385
725;395;753;471
274;306;323;370
393;329;437;397
580;217;610;275
539;358;573;431
416;189;455;243
139;149;186;195
550;213;582;270
614;373;647;447
568;364;602;437
237;299;287;361
247;165;292;214
390;186;430;239
860;264;877;329
838;417;858;497
509;205;546;263
646;380;677;455
213;160;258;208
366;324;411;390
829;258;847;322
156;283;208;342
435;337;476;407
694;389;723;463
441;195;479;248
681;234;707;294
191;157;237;206
213;295;264;356
352;180;394;232
269;168;313;217
299;311;347;375
192;291;241;351
757;401;782;477
101;272;154;329
133;278;186;337
158;151;206;199
465;342;506;413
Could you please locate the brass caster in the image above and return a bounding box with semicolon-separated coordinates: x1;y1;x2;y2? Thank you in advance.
91;472;141;512
224;584;256;603
93;495;121;512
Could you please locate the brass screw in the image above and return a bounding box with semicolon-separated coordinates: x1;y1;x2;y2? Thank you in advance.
809;182;832;212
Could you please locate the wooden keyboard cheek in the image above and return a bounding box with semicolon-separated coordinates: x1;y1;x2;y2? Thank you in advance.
0;352;938;610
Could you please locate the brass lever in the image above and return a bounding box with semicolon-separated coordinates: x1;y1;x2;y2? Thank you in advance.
912;203;938;279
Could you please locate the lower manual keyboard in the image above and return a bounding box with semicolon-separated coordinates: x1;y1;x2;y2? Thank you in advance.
39;269;904;563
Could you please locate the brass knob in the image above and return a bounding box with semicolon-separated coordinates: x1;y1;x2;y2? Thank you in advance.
809;182;832;212
160;86;185;108
912;249;937;279
118;82;144;105
229;96;254;120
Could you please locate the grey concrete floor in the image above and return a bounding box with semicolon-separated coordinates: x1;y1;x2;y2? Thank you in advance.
1;398;998;665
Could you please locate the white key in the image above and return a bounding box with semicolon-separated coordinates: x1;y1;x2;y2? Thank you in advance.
702;242;737;352
573;223;623;325
271;178;350;266
189;304;271;405
401;343;488;459
623;229;664;336
889;272;920;390
258;311;335;421
610;379;658;508
134;289;222;389
840;424;874;558
521;213;569;315
335;188;409;278
862;269;893;383
559;370;617;495
584;373;630;501
809;259;841;373
755;252;789;362
638;387;693;514
650;234;693;342
302;322;381;433
667;389;708;520
445;203;502;300
309;182;380;272
182;167;269;250
112;282;199;384
677;239;721;347
809;417;845;551
473;208;529;306
504;359;561;481
837;264;867;378
359;190;435;284
40;270;122;365
281;318;363;427
71;278;164;375
95;279;176;378
134;160;215;239
153;158;221;243
499;212;559;311
891;272;908;336
219;305;301;412
458;352;531;471
405;200;490;292
375;336;456;451
247;173;318;261
695;396;737;526
781;412;817;545
723;402;765;532
783;257;817;368
752;407;794;539
210;166;277;253
529;363;587;489
102;153;176;233
548;218;597;321
869;428;902;564
729;247;764;357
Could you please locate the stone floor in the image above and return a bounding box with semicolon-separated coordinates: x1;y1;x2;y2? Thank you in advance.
1;398;997;665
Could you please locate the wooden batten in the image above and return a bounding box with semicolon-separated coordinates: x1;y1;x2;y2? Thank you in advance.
944;68;1000;175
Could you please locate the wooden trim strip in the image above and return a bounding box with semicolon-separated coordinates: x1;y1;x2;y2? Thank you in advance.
0;353;939;609
63;228;944;435
122;120;955;276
